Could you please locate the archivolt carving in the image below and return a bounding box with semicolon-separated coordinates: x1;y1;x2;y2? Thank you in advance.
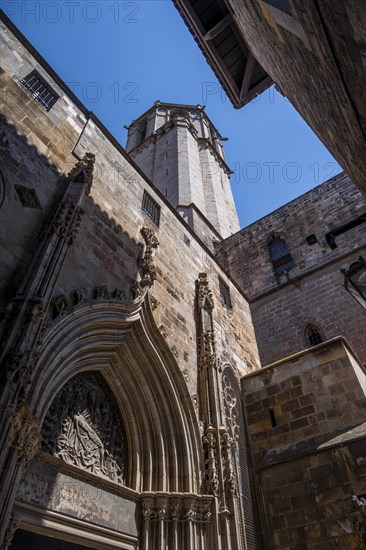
42;372;127;484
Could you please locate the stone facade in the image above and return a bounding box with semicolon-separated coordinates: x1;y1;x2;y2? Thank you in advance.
217;172;366;366
0;11;365;550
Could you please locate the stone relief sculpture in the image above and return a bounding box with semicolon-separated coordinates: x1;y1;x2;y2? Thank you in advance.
41;372;127;484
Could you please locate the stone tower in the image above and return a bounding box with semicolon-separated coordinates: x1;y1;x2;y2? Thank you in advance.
125;101;240;245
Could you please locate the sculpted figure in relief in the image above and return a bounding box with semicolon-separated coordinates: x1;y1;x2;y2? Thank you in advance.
42;373;127;484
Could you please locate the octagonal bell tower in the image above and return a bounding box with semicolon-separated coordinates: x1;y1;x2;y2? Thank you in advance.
125;101;240;246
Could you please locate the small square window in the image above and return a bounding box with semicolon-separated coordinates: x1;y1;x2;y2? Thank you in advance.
21;70;59;112
219;277;232;308
142;191;160;227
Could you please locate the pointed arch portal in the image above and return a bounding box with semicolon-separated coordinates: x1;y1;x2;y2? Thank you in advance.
9;295;208;549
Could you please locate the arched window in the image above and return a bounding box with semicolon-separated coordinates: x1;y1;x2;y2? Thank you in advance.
268;236;295;275
305;324;323;347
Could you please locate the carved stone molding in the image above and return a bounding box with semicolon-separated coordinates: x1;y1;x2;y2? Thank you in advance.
8;404;42;467
41;372;127;484
132;227;159;299
141;493;212;523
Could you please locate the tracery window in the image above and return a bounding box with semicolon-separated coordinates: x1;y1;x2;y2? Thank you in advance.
268;236;295;275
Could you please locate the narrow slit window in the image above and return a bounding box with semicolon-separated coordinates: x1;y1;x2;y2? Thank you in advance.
21;70;59;112
219;277;232;308
269;408;277;427
142;191;160;227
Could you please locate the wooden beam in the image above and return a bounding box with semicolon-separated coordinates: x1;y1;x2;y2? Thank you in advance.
204;14;232;41
240;52;255;101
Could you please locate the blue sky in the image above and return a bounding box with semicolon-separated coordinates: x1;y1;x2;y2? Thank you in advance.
3;0;342;227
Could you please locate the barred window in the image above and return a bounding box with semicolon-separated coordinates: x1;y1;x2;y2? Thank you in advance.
219;277;232;308
21;70;59;112
305;324;323;347
269;237;295;275
142;191;160;227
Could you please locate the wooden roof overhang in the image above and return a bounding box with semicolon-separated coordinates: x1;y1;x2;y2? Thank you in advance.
173;0;273;108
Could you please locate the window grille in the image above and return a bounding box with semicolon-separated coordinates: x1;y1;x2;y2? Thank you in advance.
269;237;295;275
305;324;323;347
142;191;160;227
219;277;232;308
21;70;59;112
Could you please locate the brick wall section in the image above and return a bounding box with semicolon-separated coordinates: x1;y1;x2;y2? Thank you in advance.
242;339;366;549
217;173;366;365
0;18;260;402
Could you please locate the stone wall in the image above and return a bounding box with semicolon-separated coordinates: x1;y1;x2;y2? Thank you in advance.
217;172;366;365
0;16;260;397
224;0;366;197
242;338;366;549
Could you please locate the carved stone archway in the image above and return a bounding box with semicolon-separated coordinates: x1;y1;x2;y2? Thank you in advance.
2;294;211;549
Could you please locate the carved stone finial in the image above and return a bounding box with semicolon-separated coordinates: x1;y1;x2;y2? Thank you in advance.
67;152;95;195
196;273;214;310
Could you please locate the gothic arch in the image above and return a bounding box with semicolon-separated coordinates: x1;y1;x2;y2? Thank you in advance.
27;295;202;495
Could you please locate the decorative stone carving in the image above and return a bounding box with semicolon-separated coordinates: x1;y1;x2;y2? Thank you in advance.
196;273;214;310
222;373;240;442
182;368;190;382
191;395;199;408
132;227;159;299
15;184;42;210
67;152;95;196
140;494;212;524
150;296;158;310
199;330;217;370
42;372;127;484
221;430;238;497
95;285;110;299
222;373;241;497
8;404;42;466
159;325;167;339
142;497;156;520
75;287;89;304
51;294;68;319
170;498;182;520
171;345;179;358
3;514;19;550
203;426;220;496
